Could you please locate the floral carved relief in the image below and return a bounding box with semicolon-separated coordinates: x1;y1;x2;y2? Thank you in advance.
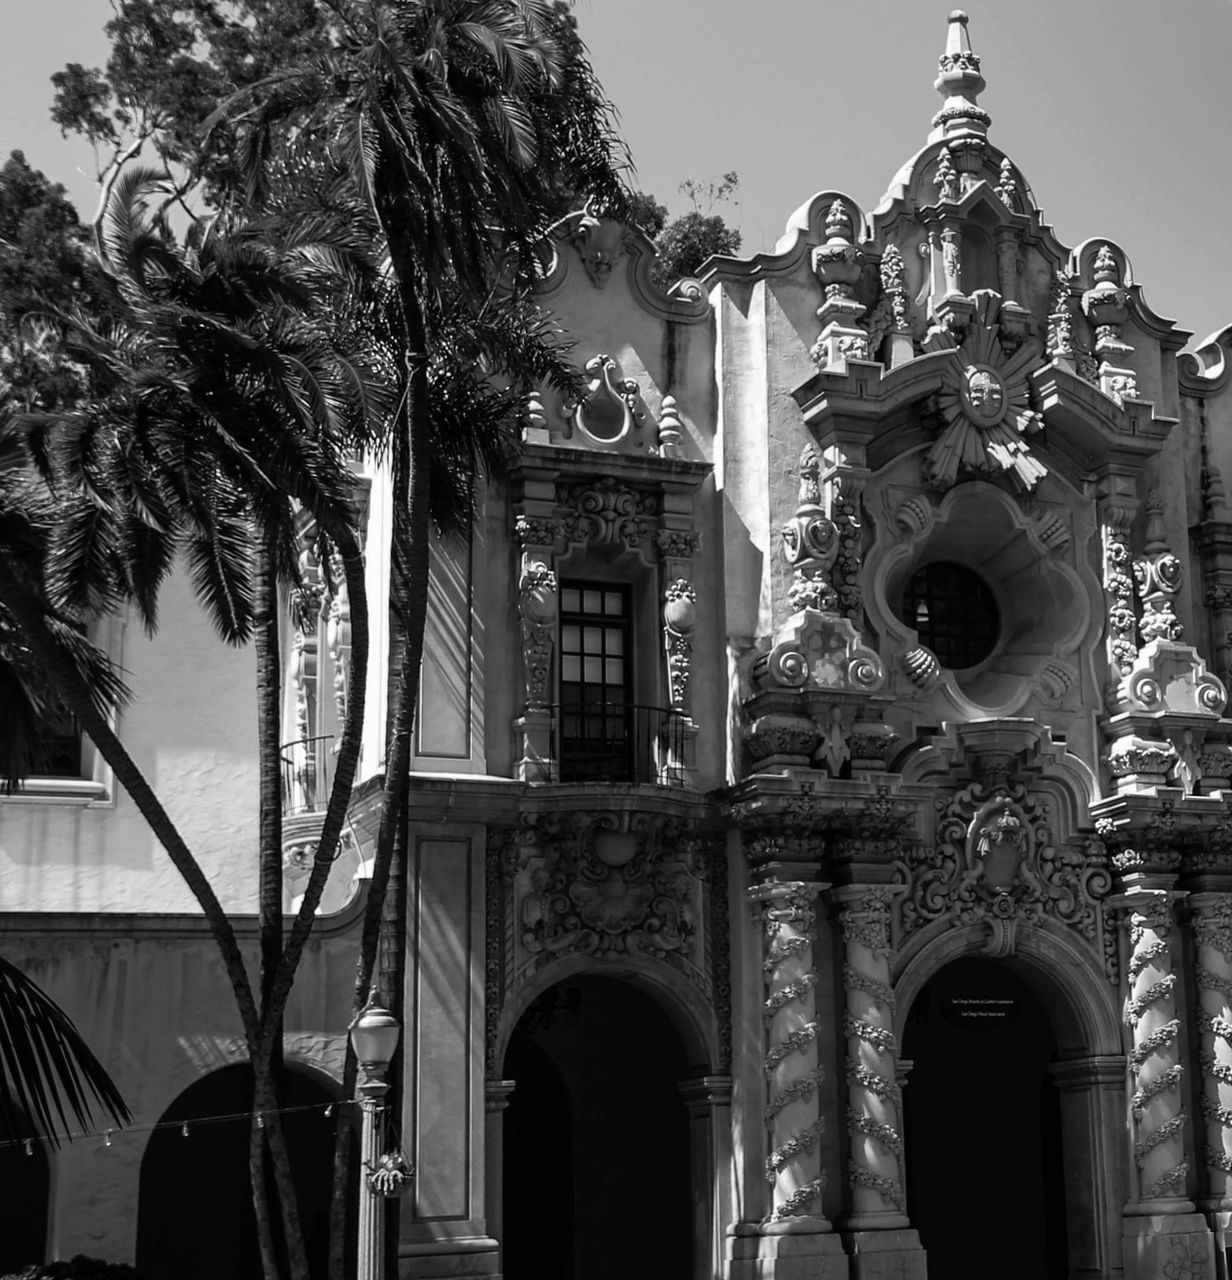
895;781;1112;963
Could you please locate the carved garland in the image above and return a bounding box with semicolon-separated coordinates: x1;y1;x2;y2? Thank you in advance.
1124;893;1189;1202
840;890;905;1214
752;882;827;1222
1192;897;1232;1186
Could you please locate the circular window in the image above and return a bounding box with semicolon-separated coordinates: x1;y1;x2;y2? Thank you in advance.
900;561;1000;670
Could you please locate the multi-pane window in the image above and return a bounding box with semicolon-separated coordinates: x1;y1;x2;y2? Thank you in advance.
901;560;1000;671
559;583;633;781
42;713;84;778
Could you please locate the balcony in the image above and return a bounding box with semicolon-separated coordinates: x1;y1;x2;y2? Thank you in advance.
550;702;688;786
279;735;335;816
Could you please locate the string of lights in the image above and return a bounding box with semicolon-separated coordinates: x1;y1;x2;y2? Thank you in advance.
0;1098;354;1154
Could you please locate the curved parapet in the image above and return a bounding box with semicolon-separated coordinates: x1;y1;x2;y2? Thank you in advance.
1179;322;1232;398
540;208;711;324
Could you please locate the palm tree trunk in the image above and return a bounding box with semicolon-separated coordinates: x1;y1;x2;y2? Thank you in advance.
328;274;433;1278
0;564;261;1047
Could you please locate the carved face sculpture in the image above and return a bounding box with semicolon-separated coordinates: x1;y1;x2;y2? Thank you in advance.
961;365;1006;425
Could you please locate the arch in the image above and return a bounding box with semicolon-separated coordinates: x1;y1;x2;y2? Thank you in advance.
495;952;716;1079
500;973;695;1280
0;1095;51;1271
136;1062;354;1280
894;920;1122;1056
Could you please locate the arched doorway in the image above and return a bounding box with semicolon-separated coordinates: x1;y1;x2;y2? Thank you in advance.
0;1095;51;1271
137;1064;353;1280
902;956;1069;1280
501;975;694;1280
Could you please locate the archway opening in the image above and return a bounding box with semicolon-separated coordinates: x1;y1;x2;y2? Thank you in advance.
0;1095;51;1271
902;956;1069;1280
136;1064;355;1280
501;975;694;1280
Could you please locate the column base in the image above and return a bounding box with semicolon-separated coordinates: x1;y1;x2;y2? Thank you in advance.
1122;1213;1216;1280
729;1222;850;1280
399;1236;500;1278
841;1228;926;1280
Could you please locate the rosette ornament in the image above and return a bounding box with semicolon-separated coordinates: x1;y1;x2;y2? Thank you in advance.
923;291;1045;491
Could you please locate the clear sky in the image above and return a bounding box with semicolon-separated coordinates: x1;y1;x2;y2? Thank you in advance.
4;0;1232;346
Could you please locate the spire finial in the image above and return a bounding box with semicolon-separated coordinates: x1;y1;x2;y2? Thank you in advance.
930;10;991;143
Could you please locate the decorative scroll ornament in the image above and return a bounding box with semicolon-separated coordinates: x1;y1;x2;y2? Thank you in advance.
663;578;697;707
518;561;558;708
922;291;1046;491
1134;494;1184;646
782;444;841;613
566;353;645;444
569;211;630;288
559;476;660;556
516;812;709;972
897;782;1112;958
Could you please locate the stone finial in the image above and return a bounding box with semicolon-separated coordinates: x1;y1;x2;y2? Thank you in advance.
930;11;991;144
657;394;684;458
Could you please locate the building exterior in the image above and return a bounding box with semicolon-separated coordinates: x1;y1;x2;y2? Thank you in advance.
8;9;1232;1280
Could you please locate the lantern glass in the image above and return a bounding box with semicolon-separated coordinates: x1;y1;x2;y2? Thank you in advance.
350;1004;401;1067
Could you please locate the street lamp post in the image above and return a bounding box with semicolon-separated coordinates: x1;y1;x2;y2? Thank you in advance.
350;1001;401;1280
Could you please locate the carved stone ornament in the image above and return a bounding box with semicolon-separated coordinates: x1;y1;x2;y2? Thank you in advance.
486;818;730;1074
663;578;697;708
565;353;646;445
569;212;631;288
922;291;1046;491
755;612;885;697
811;199;864;305
518;561;558;708
994;157;1019;211
933;148;960;203
896;782;1113;961
559;476;660;557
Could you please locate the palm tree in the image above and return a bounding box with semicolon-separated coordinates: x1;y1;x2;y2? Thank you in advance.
213;12;627;1272
1;169;396;1280
0;955;130;1147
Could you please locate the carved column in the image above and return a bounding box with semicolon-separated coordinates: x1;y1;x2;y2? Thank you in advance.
834;888;907;1228
1190;894;1232;1210
658;525;701;786
1118;888;1193;1210
513;512;561;782
748;880;830;1226
1099;491;1140;690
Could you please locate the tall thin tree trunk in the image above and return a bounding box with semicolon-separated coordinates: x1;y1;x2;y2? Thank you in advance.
328;278;433;1279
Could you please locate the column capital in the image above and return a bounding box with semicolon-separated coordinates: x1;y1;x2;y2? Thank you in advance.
678;1074;733;1110
484;1079;516;1113
1049;1055;1126;1092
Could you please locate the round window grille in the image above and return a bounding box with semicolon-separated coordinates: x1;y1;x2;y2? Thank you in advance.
900;561;1000;670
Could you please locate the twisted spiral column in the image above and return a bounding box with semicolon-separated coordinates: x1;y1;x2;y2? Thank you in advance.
749;880;829;1225
1120;889;1192;1209
1189;893;1232;1208
835;886;908;1228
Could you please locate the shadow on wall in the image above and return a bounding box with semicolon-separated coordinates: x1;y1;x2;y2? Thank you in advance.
136;1065;355;1280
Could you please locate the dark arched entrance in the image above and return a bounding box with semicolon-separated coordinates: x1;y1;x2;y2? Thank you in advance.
137;1064;353;1280
502;975;694;1280
0;1096;51;1271
902;956;1069;1280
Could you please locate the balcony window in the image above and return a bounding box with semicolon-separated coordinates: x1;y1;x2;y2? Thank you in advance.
559;583;634;782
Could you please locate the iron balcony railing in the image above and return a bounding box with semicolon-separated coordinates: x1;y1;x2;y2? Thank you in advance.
279;734;335;816
550;701;686;786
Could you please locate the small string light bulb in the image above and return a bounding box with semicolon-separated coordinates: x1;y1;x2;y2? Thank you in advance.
103;1130;113;1149
256;1113;265;1130
23;1139;33;1156
181;1123;190;1138
324;1105;333;1118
